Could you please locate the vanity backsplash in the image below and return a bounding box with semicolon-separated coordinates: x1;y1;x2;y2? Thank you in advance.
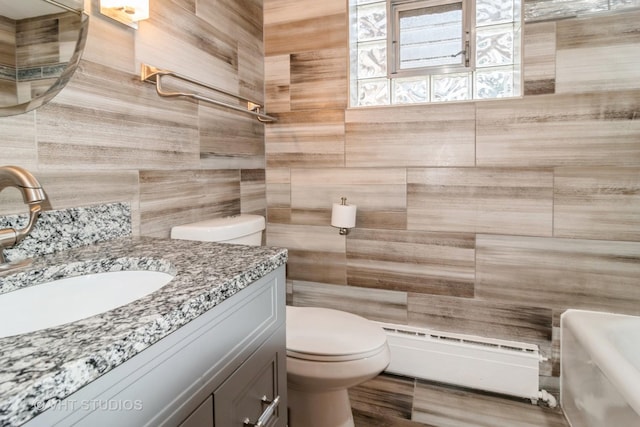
0;202;131;262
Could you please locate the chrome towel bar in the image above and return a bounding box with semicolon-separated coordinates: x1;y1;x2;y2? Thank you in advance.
140;64;277;123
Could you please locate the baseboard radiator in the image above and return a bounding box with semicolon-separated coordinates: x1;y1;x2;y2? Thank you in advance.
377;323;545;405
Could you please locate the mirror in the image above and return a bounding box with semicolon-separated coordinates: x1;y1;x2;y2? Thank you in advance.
0;0;88;116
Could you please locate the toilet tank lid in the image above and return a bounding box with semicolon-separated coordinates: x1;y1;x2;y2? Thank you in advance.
170;215;265;242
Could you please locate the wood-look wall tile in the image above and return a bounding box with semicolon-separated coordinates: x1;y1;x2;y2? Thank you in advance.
199;104;265;170
350;374;415;421
171;0;196;14
554;167;640;241
407;293;552;361
0;112;36;170
265;109;345;167
268;221;343;254
407;168;553;236
556;44;640;94
15;15;60;67
0;187;29;217
20;78;57;104
139;169;240;238
136;0;238;94
237;34;264;103
83;9;135;73
0;80;16;106
58;12;82;58
345;104;475;167
265;13;347;56
267;224;338;258
266;168;290;207
347;229;475;296
267;208;290;224
196;0;264;102
555;9;640;50
288;250;347;284
264;0;346;26
37;60;200;170
240;169;265;216
476;91;640;167
0;17;15;67
555;11;640;93
200;155;264;170
266;167;290;223
412;381;568;427
266;223;346;284
197;0;262;41
476;234;640;315
291;280;408;324
290;168;406;229
265;54;290;113
523;21;556;96
290;48;347;110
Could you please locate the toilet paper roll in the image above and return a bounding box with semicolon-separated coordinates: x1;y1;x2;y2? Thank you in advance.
331;203;357;228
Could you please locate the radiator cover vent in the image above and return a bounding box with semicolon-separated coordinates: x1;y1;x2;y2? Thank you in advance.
377;323;541;402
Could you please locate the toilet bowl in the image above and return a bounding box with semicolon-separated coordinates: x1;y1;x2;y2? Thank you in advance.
170;216;390;427
286;306;390;427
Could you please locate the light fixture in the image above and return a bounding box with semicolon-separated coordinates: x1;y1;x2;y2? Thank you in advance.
100;0;149;29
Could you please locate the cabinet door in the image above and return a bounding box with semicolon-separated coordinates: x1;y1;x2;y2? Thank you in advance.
179;396;213;427
214;327;286;427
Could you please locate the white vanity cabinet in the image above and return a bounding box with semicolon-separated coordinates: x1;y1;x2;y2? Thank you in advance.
26;265;287;427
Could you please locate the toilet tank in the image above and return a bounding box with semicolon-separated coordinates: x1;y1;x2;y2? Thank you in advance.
170;215;265;246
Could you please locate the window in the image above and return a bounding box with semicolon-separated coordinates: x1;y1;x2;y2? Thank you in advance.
349;0;522;107
390;0;471;76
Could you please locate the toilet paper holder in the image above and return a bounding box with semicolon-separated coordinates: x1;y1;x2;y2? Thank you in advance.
331;197;357;235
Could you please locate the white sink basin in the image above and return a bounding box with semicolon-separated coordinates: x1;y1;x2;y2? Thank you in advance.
0;270;174;338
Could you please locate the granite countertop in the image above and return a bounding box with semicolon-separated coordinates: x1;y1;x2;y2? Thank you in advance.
0;236;287;426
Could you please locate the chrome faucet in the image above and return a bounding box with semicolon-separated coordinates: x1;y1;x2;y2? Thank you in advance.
0;166;47;270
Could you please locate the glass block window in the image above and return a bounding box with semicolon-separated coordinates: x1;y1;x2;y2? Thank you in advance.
393;76;429;103
349;0;522;107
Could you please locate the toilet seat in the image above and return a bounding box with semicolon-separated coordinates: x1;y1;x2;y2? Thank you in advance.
286;306;388;362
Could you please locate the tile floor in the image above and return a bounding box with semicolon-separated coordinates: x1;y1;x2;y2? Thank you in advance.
349;374;569;427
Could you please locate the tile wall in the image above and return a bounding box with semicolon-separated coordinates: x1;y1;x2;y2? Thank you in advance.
0;0;266;236
263;0;640;412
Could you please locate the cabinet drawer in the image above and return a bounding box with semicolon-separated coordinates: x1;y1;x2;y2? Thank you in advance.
214;325;286;427
179;396;213;427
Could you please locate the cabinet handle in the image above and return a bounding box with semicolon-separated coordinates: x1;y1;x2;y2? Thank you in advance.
243;395;280;427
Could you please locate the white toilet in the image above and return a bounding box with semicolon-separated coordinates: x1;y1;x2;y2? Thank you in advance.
170;214;265;245
286;306;390;427
171;215;391;427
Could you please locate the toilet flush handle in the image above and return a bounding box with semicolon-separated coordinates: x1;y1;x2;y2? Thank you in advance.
243;395;280;427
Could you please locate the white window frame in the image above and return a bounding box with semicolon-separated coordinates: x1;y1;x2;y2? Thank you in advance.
388;0;475;78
